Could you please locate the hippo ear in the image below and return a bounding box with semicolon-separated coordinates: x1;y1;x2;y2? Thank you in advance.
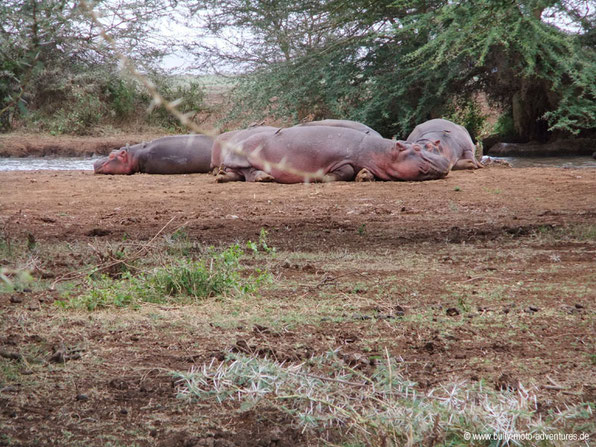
425;140;442;151
116;149;128;163
394;141;408;152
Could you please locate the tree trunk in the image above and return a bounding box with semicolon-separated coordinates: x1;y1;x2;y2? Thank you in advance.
511;78;551;142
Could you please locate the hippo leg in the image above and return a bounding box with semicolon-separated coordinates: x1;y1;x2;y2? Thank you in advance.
327;164;356;182
453;158;482;170
215;169;244;183
355;168;375;182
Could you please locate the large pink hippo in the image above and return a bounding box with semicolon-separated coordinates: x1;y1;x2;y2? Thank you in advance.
94;134;214;175
210;126;278;180
297;119;382;138
407;119;483;170
213;126;451;183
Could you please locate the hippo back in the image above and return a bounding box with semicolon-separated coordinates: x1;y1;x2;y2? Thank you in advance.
139;134;213;174
211;126;278;170
298;119;382;138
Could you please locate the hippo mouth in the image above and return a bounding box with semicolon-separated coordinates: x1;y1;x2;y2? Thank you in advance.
417;150;451;179
93;157;110;173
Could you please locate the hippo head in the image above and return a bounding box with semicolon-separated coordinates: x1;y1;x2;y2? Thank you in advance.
377;141;450;181
93;148;134;175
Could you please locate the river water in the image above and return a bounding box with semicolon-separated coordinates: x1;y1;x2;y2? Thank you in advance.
0;156;101;171
0;155;595;171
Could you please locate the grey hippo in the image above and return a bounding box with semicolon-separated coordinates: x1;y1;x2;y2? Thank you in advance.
297;119;382;138
407;118;483;170
94;134;214;174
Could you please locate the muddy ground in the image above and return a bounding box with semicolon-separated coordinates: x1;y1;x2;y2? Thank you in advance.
0;147;595;446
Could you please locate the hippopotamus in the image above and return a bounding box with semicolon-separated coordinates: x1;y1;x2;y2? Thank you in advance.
213;126;451;183
210;126;278;178
297;119;382;138
94;134;214;174
407;119;483;170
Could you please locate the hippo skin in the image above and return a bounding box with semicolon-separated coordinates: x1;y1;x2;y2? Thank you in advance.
210;126;278;177
94;134;214;175
297;119;382;138
407;119;483;170
213;126;451;183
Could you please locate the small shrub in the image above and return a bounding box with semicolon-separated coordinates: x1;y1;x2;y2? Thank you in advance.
147;79;206;130
106;78;138;119
56;273;136;311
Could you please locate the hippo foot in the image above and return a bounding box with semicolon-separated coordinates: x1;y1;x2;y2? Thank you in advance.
453;159;482;170
255;173;275;182
246;169;275;182
355;168;375;182
215;171;243;183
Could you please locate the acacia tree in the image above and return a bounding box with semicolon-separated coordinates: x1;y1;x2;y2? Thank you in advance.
0;0;175;131
392;0;595;141
185;0;594;141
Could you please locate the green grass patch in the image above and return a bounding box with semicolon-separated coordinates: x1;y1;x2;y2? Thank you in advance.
57;244;272;311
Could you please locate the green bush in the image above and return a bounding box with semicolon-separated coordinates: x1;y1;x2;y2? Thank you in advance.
9;68;206;134
147;79;206;131
106;78;138;119
493;111;516;139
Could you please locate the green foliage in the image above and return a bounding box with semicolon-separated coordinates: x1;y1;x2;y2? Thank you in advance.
257;228;275;254
58;244;271;310
107;78;138;119
0;0;190;134
147;79;206;131
357;224;366;236
217;0;594;140
493;112;516;139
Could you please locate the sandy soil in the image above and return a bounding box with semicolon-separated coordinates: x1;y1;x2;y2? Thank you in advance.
0;161;595;446
1;165;594;245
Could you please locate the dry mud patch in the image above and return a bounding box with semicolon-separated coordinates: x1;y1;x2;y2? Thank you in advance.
0;166;595;446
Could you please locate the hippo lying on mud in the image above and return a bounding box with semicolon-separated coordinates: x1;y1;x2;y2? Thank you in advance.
297;119;382;138
210;126;277;178
94;134;214;174
407;119;483;170
212;126;451;183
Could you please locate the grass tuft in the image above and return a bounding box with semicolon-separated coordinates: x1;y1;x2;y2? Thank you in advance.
57;244;272;310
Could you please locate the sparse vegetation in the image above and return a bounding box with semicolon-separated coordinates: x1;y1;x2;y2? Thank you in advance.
174;352;594;445
58;243;272;310
1;217;594;445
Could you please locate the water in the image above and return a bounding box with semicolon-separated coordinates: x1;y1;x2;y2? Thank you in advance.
0;156;100;171
0;155;594;171
487;155;596;168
